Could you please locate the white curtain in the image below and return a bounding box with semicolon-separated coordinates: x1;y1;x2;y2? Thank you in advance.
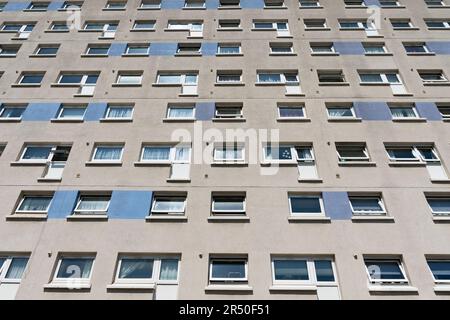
119;259;154;279
19;197;51;211
159;259;179;280
154;199;184;212
5;258;29;279
175;147;190;161
94;147;122;160
77;197;109;211
169;108;193;118
391;108;415;118
143;147;171;160
108;107;132;118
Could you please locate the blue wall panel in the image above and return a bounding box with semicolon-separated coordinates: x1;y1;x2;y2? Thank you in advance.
364;0;380;6
48;1;64;10
109;43;127;56
196;102;215;120
353;101;392;121
85;103;108;121
149;43;178;56
201;43;218;56
415;102;442;121
323;192;352;220
4;2;31;11
22;103;60;121
161;0;185;9
427;42;450;55
108;191;153;219
241;0;264;8
205;0;219;9
334;42;365;55
48;190;79;219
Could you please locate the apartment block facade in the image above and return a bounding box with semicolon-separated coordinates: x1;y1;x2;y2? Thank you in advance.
1;0;450;300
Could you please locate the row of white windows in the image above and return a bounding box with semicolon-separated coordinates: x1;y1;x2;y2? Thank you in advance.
2;253;450;294
0;41;446;57
3;103;450;122
10;190;450;218
2;0;448;12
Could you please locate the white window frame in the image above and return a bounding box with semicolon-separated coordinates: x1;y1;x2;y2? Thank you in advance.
288;194;324;216
339;20;373;30
389;105;419;119
140;145;192;164
216;72;242;83
57;73;95;85
349;196;387;215
125;44;150;55
105;105;134;120
310;43;335;53
27;2;50;11
156;73;198;85
404;43;431;54
299;0;321;7
218;20;241;29
213;145;245;162
253;21;289;31
116;73;143;85
132;21;155;31
184;0;206;8
386;145;440;163
419;71;449;83
52;256;95;285
92;145;124;162
151;196;187;215
270;43;294;54
139;0;161;9
211;195;246;214
83;22;117;32
327;106;356;119
363;43;388;54
18;73;44;85
166;105;196;120
57;105;87;120
209;258;248;282
391;19;414;29
427;259;450;284
0;256;29;284
0;105;26;119
15;195;53;214
336;145;370;162
304;19;328;29
426;20;450;29
105;1;127;9
167;21;203;31
277;105;306;119
426;196;450;216
257;72;299;84
263;145;310;164
73;195;111;215
86;45;110;55
19;145;54;163
359;72;402;84
364;259;409;285
217;43;241;55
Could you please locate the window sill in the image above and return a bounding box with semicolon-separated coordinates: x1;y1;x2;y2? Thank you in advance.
66;215;108;221
368;285;418;294
406;52;436;56
298;178;323;183
37;177;62;183
44;30;70;33
392;118;427;122
99;118;133;123
288;216;331;223
218;6;241;10
85;161;123;166
211;162;248;167
134;161;172;166
146;215;188;222
276;35;293;38
174;53;202;57
112;83;142;87
216;53;243;57
212;118;246;122
43;283;91;291
277;117;311;122
208;216;250;222
130;29;156;32
50;118;84;123
182;7;206;10
122;54;150;57
106;283;156;291
351;215;395;223
318;82;350;86
338;161;376;167
205;285;253;293
311;52;339;56
162;118;196;123
166;178;191;183
102;8;126;11
6;214;47;221
29;54;57;58
263;6;287;10
152;83;181;87
327;117;362;122
179;93;198;97
10;161;47;166
255;82;287;86
388;162;426;167
364;53;394;56
432;216;450;223
51;83;80;88
0;54;17;58
11;84;41;88
251;28;276;31
261;162;297;167
423;82;450;86
216;28;243;32
0;118;21;123
393;27;420;31
431;179;450;184
359;82;390;86
137;7;161;10
299;6;323;9
81;54;109;58
11;37;31;41
74;93;94;97
269;52;297;56
214;82;245;86
269;285;317;292
304;28;331;31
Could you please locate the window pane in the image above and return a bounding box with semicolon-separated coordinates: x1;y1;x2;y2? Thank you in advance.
37;47;58;55
211;261;246;279
94;147;122;160
417;148;437;160
213;197;245;211
118;258;154;279
1;107;25;118
338;147;366;158
360;74;383;82
328;108;353;117
5;258;29;279
59;74;83;84
390;107;416;118
142;147;171;160
18;197;52;211
428;261;450;281
153;198;185;212
365;261;405;280
279;107;304;118
60;107;86;119
350;198;382;212
314;260;335;282
158;75;181;84
427;198;450;213
107;107;133;118
22;146;52;160
265;146;292;160
160;259;179;280
77;197;109;211
387;148;415;160
274;260;308;281
290;196;322;214
168;107;194;118
57;258;93;279
258;73;281;82
21;74;43;84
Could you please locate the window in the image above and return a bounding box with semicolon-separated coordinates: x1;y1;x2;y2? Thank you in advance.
0;45;20;56
141;146;171;162
167;105;195;119
0;2;6;11
253;21;289;31
359;71;402;84
437;104;450;119
363;43;388;54
34;45;59;56
219;0;240;8
318;70;346;83
74;195;110;215
364;259;408;284
140;0;161;9
425;20;450;29
184;0;205;8
390;19;414;29
115;72;143;85
15;195;53;214
0;256;29;283
389;104;419;119
151;195;186;215
427;260;450;283
212;194;246;214
167;21;203;31
53;256;94;285
300;0;321;7
327;104;356;119
349;195;386;215
213;144;245;162
344;0;365;6
50;22;69;31
278;105;305;119
304;19;328;29
418;70;449;83
257;72;298;84
27;2;49;11
386;145;439;162
336;143;370;162
426;196;450;215
125;44;150;55
209;258;248;283
215;104;243;119
84;22;118;31
0;104;26;120
18;72;45;85
113;256;179;284
132;20;155;30
57;105;86;120
157;73;198;85
20;145;53;162
58;73;99;85
61;1;83;10
217;43;241;55
270;42;294;54
272;257;336;285
380;0;402;7
176;43;201;54
1;23;34;33
264;0;285;8
425;0;446;7
289;194;324;216
105;1;126;9
310;43;335;54
218;20;241;29
339;20;372;30
216;70;242;84
85;44;110;56
0;145;4;157
92;145;123;162
403;42;431;54
105;105;133;120
264;145;313;163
